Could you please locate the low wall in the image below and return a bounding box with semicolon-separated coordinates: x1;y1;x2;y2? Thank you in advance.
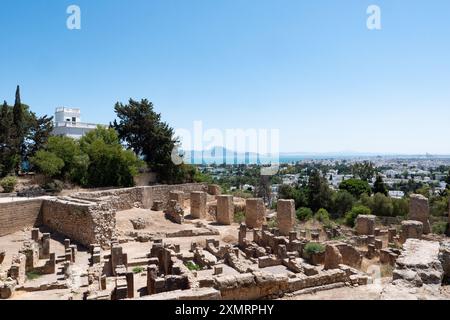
143;183;208;208
0;198;44;237
72;183;208;211
41;199;116;247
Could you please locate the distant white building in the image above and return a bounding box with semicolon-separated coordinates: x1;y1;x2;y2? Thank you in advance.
388;190;405;199
52;107;100;139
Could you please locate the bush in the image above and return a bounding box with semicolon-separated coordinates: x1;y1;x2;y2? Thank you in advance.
432;221;447;235
26;271;41;281
43;180;64;193
132;267;144;274
296;207;313;221
345;205;371;227
234;211;245;224
267;218;278;228
314;208;330;223
0;176;17;193
304;242;325;255
185;261;201;271
392;197;409;217
371;193;394;216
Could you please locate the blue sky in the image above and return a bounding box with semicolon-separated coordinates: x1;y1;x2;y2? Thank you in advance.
1;0;450;154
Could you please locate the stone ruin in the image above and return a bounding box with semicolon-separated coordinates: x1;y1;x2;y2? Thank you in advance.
1;183;450;300
408;194;431;234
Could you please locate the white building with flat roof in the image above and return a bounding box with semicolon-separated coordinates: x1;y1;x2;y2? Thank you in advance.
52;107;100;139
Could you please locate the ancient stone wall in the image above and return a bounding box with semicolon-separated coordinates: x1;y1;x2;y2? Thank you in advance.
0;199;44;237
72;183;208;212
41;199;116;247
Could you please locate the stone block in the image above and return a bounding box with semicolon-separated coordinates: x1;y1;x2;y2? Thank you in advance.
190;191;207;219
245;198;266;229
409;194;431;234
355;215;376;236
216;195;234;225
277;199;295;236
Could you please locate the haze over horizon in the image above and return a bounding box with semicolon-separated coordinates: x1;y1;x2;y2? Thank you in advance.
1;0;450;154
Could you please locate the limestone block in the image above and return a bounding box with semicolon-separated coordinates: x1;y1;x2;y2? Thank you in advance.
324;245;343;270
245;198;266;229
355;215;376;236
400;220;423;243
409;194;431;234
277;199;295;236
217;195;234;225
190;191;207;219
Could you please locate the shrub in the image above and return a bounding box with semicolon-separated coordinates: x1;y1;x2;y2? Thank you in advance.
345;205;371;227
432;221;447;235
296;207;313;221
26;271;41;280
234;211;245;224
304;242;325;255
371;193;394;217
43;179;64;193
185;261;201;271
314;208;330;223
267;218;278;228
0;176;17;193
132;267;144;274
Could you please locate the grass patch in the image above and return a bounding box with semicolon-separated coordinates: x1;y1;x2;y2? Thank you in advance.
185;261;201;271
304;242;325;255
132;267;145;274
26;271;42;281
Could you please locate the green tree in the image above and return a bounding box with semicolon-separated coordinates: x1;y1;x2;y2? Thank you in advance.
371;193;394;217
80;127;143;187
26;114;54;158
278;184;308;209
112;99;184;184
373;175;388;196
351;161;375;181
307;170;333;212
30;150;64;178
12;86;25;161
345;205;371;227
392;197;409;217
339;178;371;198
0;101;18;176
47;136;85;181
332;190;355;218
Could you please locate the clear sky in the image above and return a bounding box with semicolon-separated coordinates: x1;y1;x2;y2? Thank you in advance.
1;0;450;154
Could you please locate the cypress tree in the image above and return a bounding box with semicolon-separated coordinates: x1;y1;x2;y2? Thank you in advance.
12;85;25;170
